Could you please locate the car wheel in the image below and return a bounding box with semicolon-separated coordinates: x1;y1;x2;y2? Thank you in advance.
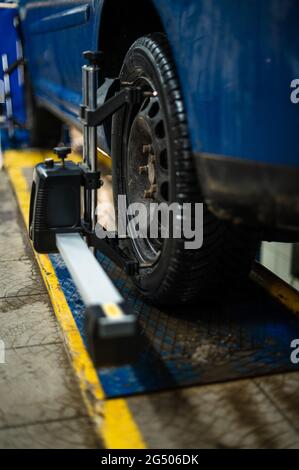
112;33;259;305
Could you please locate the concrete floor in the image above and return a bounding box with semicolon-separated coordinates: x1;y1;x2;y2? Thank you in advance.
0;170;99;449
126;373;299;448
1;165;299;449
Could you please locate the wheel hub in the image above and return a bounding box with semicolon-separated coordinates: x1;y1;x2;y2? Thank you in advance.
139;144;157;198
126;92;169;264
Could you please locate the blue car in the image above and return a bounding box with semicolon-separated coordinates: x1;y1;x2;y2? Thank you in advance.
19;0;299;304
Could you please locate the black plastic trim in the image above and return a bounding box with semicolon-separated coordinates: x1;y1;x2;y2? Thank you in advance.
195;152;299;232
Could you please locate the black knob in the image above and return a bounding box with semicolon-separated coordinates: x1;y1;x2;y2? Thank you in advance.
83;50;104;66
53;146;72;167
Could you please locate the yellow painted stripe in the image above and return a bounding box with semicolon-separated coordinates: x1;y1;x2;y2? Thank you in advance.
251;261;299;317
103;399;145;449
4;148;109;169
4;149;146;450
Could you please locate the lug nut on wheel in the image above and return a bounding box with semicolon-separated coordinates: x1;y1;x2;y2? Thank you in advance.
139;165;148;175
142;144;153;155
144;184;157;199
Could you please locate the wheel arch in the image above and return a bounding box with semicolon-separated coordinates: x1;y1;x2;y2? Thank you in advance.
98;0;165;77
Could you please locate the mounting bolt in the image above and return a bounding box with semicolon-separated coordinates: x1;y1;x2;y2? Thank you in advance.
144;184;157;199
142;144;152;155
149;154;156;164
139;165;148;175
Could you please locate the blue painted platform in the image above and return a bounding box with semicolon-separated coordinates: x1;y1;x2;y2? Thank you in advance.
50;252;299;398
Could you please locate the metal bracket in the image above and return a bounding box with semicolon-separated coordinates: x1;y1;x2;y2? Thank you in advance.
80;86;150;127
50;51;148;366
79;163;103;190
84;228;139;276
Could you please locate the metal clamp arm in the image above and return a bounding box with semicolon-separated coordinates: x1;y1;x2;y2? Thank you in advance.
80;86;149;127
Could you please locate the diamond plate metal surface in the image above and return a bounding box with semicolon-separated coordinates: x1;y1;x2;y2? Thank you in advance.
49;251;299;398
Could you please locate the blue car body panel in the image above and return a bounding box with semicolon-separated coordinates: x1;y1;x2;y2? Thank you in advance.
19;0;299;168
160;0;299;167
19;0;99;122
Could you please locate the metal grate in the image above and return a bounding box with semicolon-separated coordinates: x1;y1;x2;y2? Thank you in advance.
50;251;299;398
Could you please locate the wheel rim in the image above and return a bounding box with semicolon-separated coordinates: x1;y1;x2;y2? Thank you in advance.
125;80;170;265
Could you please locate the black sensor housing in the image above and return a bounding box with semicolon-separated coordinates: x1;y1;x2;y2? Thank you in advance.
29;159;82;253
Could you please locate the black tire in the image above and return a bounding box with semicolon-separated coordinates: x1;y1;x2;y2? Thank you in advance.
112;33;259;305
